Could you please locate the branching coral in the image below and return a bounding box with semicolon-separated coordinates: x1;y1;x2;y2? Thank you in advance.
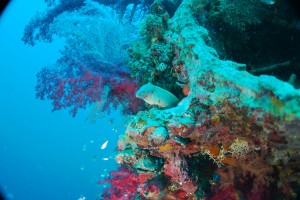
228;138;250;158
22;0;85;46
50;2;134;66
100;166;140;200
36;63;104;117
35;56;142;117
27;1;143;117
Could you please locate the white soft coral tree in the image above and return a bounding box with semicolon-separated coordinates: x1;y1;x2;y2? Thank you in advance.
33;0;144;117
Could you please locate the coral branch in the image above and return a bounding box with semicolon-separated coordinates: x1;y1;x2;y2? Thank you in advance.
99;166;140;200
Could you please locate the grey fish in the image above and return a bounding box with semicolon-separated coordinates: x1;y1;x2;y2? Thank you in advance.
136;83;179;108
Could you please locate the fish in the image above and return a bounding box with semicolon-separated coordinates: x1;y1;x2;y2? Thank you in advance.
82;144;87;151
100;141;109;149
78;196;86;200
136;83;179;108
260;0;275;5
112;128;118;133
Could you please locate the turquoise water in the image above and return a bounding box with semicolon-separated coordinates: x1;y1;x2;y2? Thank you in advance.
1;0;300;199
0;1;121;199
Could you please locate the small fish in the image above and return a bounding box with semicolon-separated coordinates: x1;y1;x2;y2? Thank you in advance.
112;128;118;133
78;196;86;200
260;0;275;5
100;141;109;150
102;158;109;161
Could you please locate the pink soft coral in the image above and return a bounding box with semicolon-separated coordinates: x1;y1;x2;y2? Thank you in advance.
36;58;142;117
99;166;139;200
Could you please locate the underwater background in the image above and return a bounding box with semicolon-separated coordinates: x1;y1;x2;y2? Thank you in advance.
0;1;121;199
1;0;300;199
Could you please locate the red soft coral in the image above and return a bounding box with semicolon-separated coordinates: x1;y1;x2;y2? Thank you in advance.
99;166;140;200
36;64;104;117
36;58;143;117
210;185;237;200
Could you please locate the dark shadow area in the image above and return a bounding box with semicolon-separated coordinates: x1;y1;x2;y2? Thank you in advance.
0;189;5;200
0;0;10;17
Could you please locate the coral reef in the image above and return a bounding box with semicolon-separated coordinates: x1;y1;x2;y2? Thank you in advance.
101;0;300;199
26;0;300;198
127;10;180;96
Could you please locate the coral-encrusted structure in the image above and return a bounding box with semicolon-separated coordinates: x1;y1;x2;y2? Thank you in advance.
102;0;300;199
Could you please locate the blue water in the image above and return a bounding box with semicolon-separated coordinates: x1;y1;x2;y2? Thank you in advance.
0;1;122;199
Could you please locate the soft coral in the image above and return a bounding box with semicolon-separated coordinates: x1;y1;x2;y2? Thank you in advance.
36;58;142;117
100;166;140;200
36;63;105;117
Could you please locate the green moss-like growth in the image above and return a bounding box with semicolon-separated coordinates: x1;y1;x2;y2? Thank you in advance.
200;0;300;83
139;13;169;44
206;0;265;32
128;12;182;98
